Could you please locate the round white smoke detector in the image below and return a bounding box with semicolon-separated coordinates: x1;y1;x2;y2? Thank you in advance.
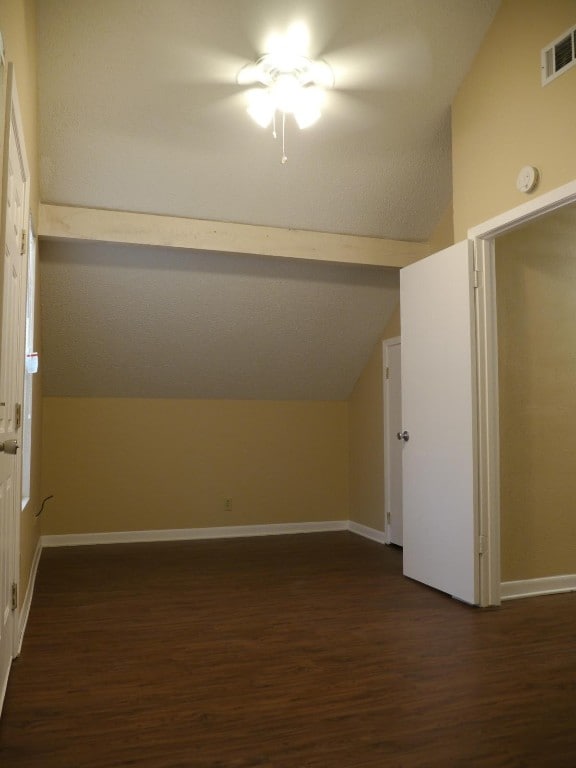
516;165;539;193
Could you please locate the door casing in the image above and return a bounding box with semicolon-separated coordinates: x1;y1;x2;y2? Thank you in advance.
0;64;30;715
383;337;402;546
471;179;576;607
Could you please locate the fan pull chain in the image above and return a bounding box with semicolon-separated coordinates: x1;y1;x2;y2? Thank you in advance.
281;112;288;164
270;111;288;164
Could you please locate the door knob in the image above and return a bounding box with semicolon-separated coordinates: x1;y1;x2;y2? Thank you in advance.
397;430;409;442
0;439;19;454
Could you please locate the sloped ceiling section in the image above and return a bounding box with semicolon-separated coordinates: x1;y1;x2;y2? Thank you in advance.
40;241;399;400
36;0;501;241
36;0;501;402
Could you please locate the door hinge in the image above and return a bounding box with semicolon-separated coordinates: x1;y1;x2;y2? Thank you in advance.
15;402;22;430
473;269;482;289
11;582;18;611
385;366;390;380
477;535;487;556
21;229;26;256
386;511;391;525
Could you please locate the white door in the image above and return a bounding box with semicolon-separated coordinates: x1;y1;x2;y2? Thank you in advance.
400;241;478;605
0;66;29;714
384;339;403;546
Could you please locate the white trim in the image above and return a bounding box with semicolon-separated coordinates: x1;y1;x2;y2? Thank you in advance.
0;666;8;720
16;538;42;655
473;238;501;607
469;180;576;241
382;336;401;545
501;574;576;601
41;520;349;548
469;177;576;607
348;521;388;545
2;65;31;663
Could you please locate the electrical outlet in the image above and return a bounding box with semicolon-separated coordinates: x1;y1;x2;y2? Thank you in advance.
224;497;233;512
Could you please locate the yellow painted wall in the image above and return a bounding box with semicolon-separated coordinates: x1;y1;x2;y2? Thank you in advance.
426;205;455;255
452;0;576;238
40;398;349;535
496;205;576;581
348;340;385;531
348;205;455;533
0;0;41;596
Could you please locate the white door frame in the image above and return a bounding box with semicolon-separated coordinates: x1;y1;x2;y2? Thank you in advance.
470;179;576;607
383;336;401;545
0;65;30;666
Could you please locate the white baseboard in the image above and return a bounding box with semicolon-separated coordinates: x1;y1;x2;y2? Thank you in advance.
41;520;349;548
501;573;576;601
348;520;387;544
0;664;9;719
16;537;43;655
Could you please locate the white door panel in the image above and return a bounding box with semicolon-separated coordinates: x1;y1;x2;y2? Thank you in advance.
0;66;29;715
400;241;478;605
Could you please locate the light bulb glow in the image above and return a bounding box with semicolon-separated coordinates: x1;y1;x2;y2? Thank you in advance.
238;23;334;160
285;22;310;56
246;89;274;128
270;74;301;113
293;87;323;128
264;21;310;59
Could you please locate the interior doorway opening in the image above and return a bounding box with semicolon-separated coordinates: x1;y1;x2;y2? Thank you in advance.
472;179;576;606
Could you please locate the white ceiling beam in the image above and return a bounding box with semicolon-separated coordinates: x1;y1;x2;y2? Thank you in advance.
38;204;427;268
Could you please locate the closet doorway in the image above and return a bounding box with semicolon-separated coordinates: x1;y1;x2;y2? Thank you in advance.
472;179;576;605
495;204;576;597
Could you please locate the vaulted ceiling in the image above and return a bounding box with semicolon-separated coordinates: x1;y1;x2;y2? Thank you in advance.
35;0;501;399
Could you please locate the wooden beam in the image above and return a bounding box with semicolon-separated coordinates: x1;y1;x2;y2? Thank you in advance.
38;204;428;268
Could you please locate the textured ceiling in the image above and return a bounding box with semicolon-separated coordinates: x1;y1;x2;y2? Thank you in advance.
36;0;501;241
35;0;501;400
40;241;400;399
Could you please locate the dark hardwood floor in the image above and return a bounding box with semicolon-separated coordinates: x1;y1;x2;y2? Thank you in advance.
1;532;575;767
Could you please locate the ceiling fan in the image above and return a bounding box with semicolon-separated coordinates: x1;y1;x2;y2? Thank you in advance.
235;22;336;163
231;16;436;164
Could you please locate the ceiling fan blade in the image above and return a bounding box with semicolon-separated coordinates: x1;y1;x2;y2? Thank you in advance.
176;42;255;86
325;35;432;92
236;62;261;86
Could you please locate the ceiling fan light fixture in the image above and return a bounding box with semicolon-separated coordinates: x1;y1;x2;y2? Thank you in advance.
271;73;303;113
293;87;323;129
246;89;274;128
293;104;321;130
308;59;335;89
238;48;333;162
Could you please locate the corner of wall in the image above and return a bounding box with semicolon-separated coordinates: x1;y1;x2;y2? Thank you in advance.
426;204;455;254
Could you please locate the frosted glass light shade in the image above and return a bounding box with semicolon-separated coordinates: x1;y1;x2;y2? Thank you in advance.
239;51;333;131
246;89;274;128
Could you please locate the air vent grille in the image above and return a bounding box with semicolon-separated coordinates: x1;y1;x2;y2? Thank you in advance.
542;24;576;85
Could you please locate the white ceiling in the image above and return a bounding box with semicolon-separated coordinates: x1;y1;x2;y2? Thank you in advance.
34;0;501;400
36;0;500;241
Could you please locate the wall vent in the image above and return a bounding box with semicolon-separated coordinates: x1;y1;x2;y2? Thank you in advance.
542;24;576;85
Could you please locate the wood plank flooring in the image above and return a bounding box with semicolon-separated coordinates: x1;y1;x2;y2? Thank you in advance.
0;532;575;767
